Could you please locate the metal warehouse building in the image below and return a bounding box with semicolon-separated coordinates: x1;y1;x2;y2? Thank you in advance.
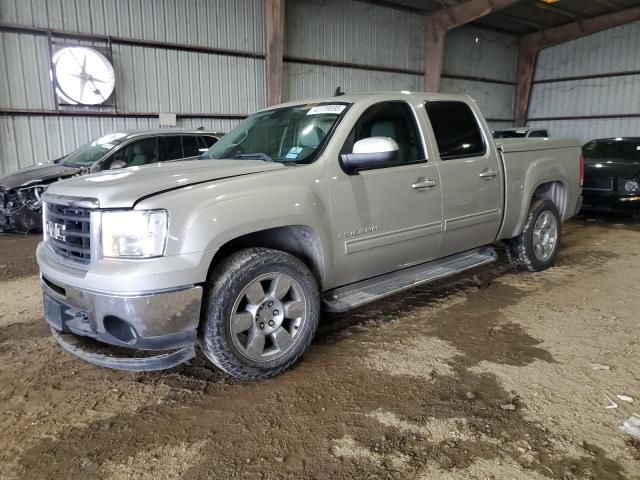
1;2;640;479
1;0;638;174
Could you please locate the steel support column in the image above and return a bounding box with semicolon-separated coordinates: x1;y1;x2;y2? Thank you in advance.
265;0;285;106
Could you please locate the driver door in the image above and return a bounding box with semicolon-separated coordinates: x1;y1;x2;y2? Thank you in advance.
328;101;443;286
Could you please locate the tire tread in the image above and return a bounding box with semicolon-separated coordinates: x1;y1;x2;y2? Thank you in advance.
505;199;560;272
200;248;319;380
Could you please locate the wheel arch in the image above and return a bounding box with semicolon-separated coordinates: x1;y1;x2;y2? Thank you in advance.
531;181;567;217
505;179;568;240
206;224;329;290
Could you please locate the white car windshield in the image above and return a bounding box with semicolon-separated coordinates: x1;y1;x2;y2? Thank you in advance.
205;103;350;164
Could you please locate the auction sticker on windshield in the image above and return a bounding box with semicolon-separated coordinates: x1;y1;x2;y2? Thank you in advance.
307;105;346;115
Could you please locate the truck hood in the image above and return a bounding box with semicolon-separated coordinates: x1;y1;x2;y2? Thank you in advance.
44;159;286;208
0;163;82;191
584;158;640;179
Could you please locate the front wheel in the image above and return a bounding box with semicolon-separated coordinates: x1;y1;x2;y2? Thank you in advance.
200;248;319;380
506;199;561;272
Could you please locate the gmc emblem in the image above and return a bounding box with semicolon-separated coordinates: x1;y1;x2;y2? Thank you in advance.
47;221;66;242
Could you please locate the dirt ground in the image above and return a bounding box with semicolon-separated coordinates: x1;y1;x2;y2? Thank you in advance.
0;218;639;480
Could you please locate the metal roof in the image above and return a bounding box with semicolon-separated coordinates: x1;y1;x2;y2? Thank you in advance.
360;0;640;34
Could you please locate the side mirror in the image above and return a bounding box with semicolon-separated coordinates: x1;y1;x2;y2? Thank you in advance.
109;160;127;170
340;137;400;174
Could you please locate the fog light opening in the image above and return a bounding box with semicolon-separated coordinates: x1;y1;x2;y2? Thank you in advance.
103;315;137;344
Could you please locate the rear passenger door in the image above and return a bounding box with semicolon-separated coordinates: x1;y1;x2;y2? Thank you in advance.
424;100;503;257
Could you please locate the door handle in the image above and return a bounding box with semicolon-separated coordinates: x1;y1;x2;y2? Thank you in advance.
412;178;437;190
479;170;498;179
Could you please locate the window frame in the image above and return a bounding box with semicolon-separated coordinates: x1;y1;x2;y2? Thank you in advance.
424;100;487;161
339;100;428;172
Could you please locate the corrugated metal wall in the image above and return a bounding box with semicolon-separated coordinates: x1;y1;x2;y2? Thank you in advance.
283;63;423;99
0;0;264;174
440;26;517;122
283;1;518;124
285;0;424;71
1;0;521;175
283;0;424;100
0;0;264;52
528;20;640;143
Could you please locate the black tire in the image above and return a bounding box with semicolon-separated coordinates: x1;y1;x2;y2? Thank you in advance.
506;199;561;272
200;248;319;380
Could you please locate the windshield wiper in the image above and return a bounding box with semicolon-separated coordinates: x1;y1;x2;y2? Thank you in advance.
232;152;274;162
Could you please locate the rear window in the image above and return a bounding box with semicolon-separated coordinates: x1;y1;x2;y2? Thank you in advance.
583;139;640;161
425;101;486;159
493;130;526;139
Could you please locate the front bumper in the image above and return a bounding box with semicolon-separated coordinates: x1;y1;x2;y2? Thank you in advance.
581;193;640;214
41;275;203;371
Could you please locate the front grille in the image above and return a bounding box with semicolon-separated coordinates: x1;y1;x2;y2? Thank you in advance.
583;177;613;191
45;203;92;264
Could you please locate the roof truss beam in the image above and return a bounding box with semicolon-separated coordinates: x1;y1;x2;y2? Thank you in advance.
424;0;523;92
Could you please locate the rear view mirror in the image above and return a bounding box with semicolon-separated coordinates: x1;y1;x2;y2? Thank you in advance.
340;137;400;174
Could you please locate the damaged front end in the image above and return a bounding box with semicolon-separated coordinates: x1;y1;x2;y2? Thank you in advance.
0;184;48;233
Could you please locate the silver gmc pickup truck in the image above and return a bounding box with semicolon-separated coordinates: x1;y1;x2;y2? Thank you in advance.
37;92;583;379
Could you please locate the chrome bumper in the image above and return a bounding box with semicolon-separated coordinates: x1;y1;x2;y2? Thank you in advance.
41;275;203;370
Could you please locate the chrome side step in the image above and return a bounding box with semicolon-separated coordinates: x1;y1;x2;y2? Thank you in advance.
323;246;497;312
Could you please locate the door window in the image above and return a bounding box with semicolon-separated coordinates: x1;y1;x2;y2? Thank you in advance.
105;138;158;169
342;101;424;165
159;136;184;161
425;101;486;160
182;136;201;157
201;136;219;148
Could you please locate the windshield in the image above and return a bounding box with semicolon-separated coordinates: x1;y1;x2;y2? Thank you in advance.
205;103;350;163
61;132;129;167
583;139;640;161
493;130;527;139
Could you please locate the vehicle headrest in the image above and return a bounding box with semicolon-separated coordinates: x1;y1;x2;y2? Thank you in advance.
370;121;397;140
132;143;147;155
300;126;324;148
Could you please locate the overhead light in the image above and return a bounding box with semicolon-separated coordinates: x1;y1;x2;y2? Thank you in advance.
540;0;560;4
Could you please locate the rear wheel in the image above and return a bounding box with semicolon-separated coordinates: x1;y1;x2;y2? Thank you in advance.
506;199;561;272
200;248;319;380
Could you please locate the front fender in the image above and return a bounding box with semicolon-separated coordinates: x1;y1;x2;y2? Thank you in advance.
137;169;334;286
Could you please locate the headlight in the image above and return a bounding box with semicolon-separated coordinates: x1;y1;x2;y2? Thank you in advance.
624;180;640;193
101;210;168;258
